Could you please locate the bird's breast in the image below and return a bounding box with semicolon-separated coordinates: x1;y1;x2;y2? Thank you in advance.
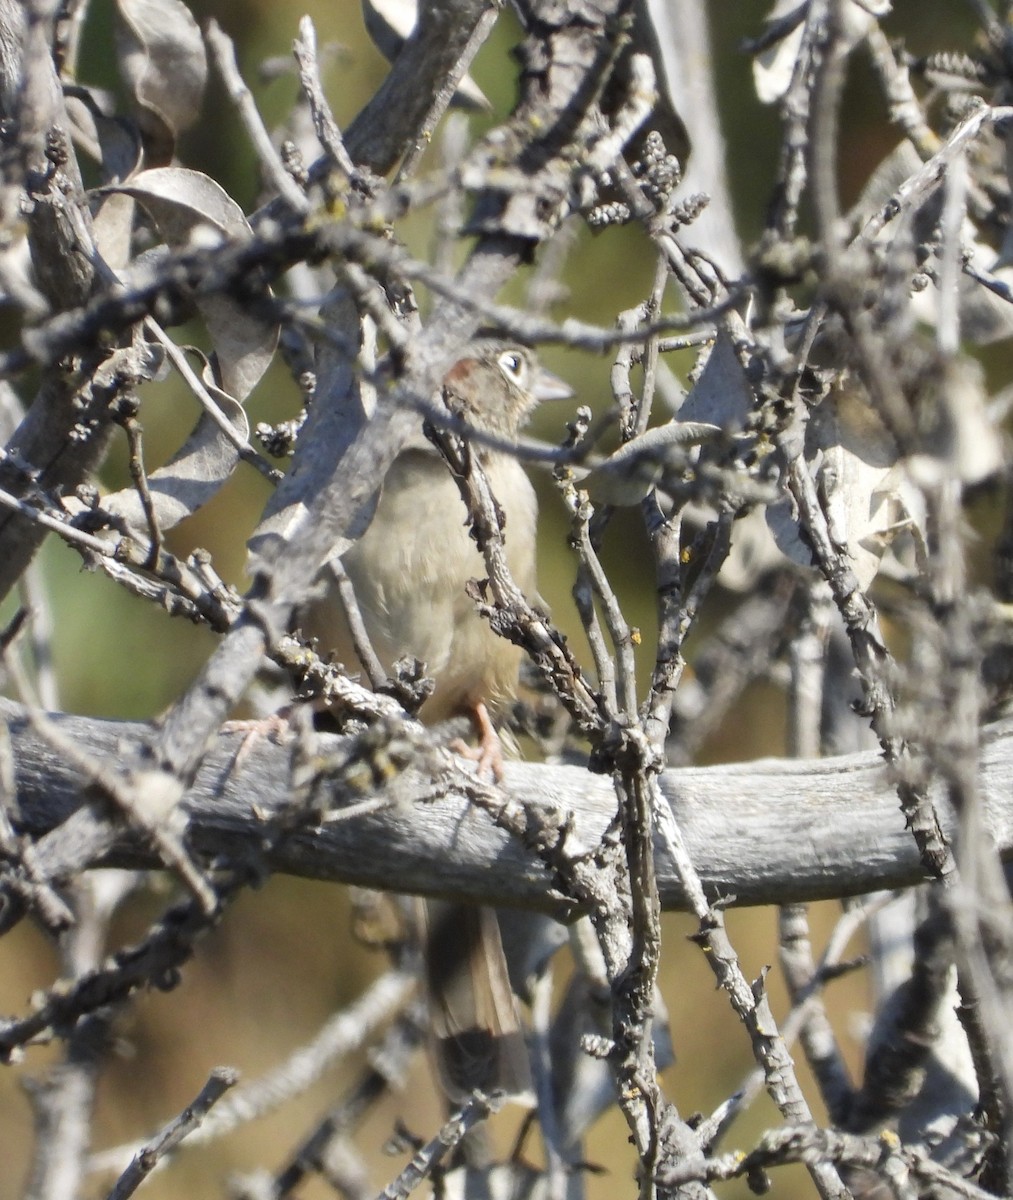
340;449;538;720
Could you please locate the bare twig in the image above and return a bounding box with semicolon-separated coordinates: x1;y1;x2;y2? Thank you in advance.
206;20;308;212
105;1067;240;1200
376;1091;501;1200
292;17;357;179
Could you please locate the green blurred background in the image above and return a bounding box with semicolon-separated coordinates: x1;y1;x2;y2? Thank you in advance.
0;2;1001;1197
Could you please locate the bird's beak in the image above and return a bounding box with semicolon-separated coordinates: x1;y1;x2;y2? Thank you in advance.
532;366;574;403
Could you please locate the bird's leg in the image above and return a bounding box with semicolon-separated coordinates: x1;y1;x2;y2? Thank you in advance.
450;700;506;782
221;708;297;769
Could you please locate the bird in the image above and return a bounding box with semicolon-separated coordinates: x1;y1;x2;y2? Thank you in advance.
327;339;572;1101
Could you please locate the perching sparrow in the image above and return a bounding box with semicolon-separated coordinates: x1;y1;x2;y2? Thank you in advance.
328;340;571;1100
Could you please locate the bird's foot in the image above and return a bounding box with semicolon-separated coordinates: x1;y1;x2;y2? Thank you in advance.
450;700;506;783
222;708;295;770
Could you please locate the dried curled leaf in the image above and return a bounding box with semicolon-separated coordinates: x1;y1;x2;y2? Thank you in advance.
908;355;1002;488
109;166;278;400
102;350;251;535
98;168;280;537
65;88;144;184
751;0;889;104
675;330;754;430
66;88;145;271
768;383;926;590
853;139;1013;344
111;165;247;247
115;0;207;166
751;3;805;106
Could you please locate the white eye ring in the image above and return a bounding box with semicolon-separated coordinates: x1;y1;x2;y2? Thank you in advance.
497;349;526;384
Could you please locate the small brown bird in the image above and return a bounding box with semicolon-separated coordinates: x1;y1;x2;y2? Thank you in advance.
338;340;572;1100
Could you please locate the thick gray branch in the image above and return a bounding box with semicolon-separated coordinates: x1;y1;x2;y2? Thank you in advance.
8;701;1013;915
345;0;497;174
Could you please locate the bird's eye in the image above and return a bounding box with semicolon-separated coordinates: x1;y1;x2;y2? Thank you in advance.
497;350;526;384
